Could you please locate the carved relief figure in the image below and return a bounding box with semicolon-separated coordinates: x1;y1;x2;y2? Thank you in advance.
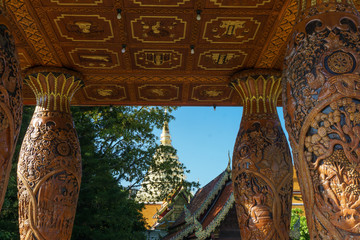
0;10;23;211
231;71;293;240
283;0;360;238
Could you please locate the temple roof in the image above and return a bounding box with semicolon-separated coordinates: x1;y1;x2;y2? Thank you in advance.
163;165;303;239
163;166;233;240
6;0;312;106
141;203;163;229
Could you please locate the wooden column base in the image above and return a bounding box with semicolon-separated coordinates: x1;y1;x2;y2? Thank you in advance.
231;69;293;240
18;67;82;240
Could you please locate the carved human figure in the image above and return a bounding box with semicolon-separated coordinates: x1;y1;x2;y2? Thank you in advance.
18;67;82;240
0;4;23;212
249;187;272;226
283;0;360;238
230;70;293;240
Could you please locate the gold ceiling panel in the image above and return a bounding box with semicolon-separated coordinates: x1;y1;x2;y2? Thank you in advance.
7;0;304;106
197;50;248;70
83;84;128;101
133;49;184;70
53;14;115;42
201;16;264;44
138;84;181;102
68;48;121;69
190;85;233;102
129;15;189;43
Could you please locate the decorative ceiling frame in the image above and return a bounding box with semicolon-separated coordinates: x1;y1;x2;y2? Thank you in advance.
8;0;304;106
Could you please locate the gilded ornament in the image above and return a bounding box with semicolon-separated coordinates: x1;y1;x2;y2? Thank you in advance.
97;88;113;97
211;53;235;65
74;22;92;33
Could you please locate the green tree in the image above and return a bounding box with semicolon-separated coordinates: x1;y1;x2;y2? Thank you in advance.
72;106;194;239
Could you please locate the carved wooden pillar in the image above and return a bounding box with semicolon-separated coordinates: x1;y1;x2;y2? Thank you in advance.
0;3;23;211
230;69;293;240
283;0;360;238
18;67;82;240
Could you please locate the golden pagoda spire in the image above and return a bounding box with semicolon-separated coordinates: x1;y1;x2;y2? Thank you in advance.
160;108;172;146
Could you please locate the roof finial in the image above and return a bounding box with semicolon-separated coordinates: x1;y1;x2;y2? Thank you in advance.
227;151;231;172
160;107;172;146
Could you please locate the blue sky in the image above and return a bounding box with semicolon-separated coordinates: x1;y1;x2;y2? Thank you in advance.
154;106;289;187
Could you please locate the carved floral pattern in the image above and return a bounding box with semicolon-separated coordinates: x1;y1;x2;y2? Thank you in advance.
305;98;360;233
0;21;23;211
18;69;82;240
283;2;360;239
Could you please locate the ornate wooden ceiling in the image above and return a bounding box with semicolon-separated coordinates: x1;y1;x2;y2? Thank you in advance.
7;0;301;106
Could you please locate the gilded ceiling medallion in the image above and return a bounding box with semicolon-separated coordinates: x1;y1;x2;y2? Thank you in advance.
191;85;233;102
134;50;182;70
54;14;113;42
198;50;247;70
131;16;187;43
138;84;180;101
84;84;127;101
69;48;120;69
202;17;261;44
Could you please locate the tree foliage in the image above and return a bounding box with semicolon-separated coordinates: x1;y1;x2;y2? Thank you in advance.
0;105;195;239
290;208;310;240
